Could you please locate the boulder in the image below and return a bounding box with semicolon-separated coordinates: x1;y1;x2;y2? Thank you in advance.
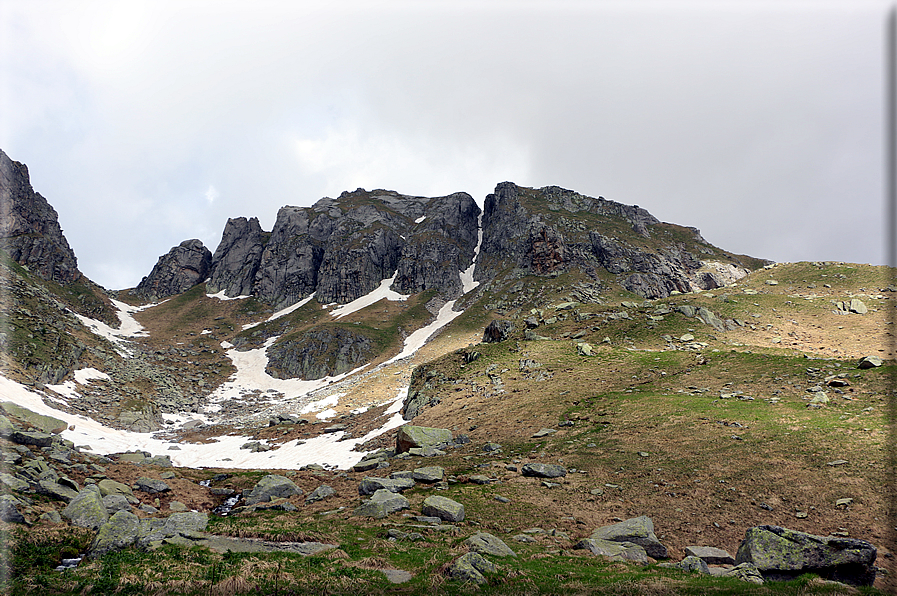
521;463;567;479
465;532;516;557
446;552;497;584
411;466;445;483
857;355;883;369
396;425;452;454
574;538;649;564
304;484;335;504
244;475;303;506
62;485;109;530
0;495;26;524
576;342;593;356
9;430;53;447
483;319;515;343
36;479;79;502
89;510;141;558
353;489;409;519
590;516;668;559
847;298;867;314
677;556;711;574
358;476;415;495
684;545;735;565
0;402;67;433
102;494;133;515
724;562;765;584
734;525;877;586
135;477;171;494
421;495;464;522
97;479;136;501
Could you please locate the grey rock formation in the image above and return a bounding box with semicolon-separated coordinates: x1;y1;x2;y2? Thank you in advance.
396;425;452;453
465;532;516;557
357;476;415;495
447;552;497;584
0;149;81;284
421;495;464;522
244;475;303;506
590;516;668;559
684;545;735;565
521;463;567;479
135;239;211;299
304;484;335;504
135;477;170;494
62;485;109;529
265;326;375;380
207;216;265;297
483;319;515;343
735;525;877;586
411;466;445;483
574;538;649;564
353;488;409;518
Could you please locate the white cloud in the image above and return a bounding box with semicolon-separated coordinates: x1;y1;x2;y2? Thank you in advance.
205;185;219;205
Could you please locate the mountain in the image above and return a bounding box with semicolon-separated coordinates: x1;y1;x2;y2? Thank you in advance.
1;148;891;593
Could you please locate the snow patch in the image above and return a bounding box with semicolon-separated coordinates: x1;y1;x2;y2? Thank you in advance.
47;367;112;400
414;216;427;224
0;374;411;469
206;290;250;301
330;273;409;319
243;293;316;330
385;301;463;364
459;213;483;294
74;299;155;356
300;394;341;415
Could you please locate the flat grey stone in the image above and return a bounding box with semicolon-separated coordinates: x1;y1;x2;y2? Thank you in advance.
353;489;409;518
685;545;735;565
521;463;567;478
465;532;516;557
422;495;464;522
590;516;668;559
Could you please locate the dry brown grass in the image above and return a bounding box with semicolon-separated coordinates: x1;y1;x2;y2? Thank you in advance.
210;576;257;596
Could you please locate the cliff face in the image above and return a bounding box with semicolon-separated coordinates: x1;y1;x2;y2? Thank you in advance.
135;239;212;300
202;189;481;309
475;182;751;299
0;149;80;285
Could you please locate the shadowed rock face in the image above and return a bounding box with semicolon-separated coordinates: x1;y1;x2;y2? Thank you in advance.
0;149;80;285
206;189;480;308
206;217;265;297
135;239;212;300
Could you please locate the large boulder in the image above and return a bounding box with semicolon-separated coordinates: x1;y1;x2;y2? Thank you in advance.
135;239;212;300
421;495;464;522
97;479;136;502
353;489;409;519
590;516;668;559
89;511;141;558
446;552;497;584
396;425;452;454
734;525;877;586
0;495;26;524
243;475;303;506
62;485;109;530
206;216;266;298
0;402;67;434
483;319;515;343
411;466;445;483
574;538;649;564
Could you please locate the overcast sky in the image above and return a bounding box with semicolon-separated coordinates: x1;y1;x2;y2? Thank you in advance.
0;0;890;290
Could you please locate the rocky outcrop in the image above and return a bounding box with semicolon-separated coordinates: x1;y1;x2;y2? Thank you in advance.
135;239;211;299
0;149;81;284
735;525;877;586
475;182;755;299
265;326;376;380
206;217;265;297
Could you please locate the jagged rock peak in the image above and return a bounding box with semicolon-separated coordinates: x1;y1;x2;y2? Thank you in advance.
209;188;480;306
135;239;211;300
0;149;81;284
206;217;265;297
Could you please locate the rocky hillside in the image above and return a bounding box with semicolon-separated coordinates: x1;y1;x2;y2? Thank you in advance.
1;148;894;594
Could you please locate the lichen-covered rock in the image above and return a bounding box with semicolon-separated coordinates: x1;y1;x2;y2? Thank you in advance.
135;239;212;299
0;494;26;524
97;479;136;501
353;488;409;519
465;532;516;557
135;477;170;494
446;552;497;584
590;516;668;559
421;495;464;522
724;562;765;584
0;402;67;434
62;485;109;530
411;466;445;483
9;430;53;447
574;538;649;564
305;484;335;504
358;476;415;495
89;510;141;558
521;463;567;479
102;494;133;515
684;546;735;565
265;326;376;380
244;475;303;506
734;525;877;586
396;425;452;454
677;556;711;574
